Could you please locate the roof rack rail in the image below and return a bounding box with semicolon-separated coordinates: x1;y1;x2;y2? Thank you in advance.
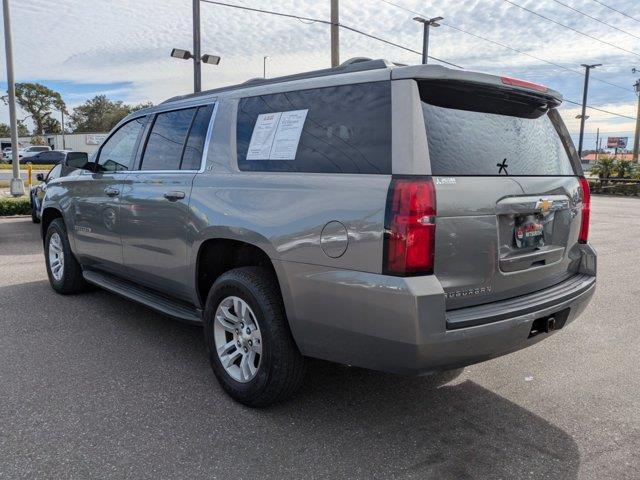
162;58;394;104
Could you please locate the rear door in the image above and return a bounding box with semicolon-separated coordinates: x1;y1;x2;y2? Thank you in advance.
418;80;583;309
119;104;215;301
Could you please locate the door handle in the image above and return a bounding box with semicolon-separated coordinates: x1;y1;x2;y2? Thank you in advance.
104;187;120;197
163;191;186;201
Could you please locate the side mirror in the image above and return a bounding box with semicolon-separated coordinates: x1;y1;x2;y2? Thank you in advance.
36;173;44;181
64;153;90;170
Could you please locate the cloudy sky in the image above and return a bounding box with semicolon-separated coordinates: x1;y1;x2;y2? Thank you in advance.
1;0;639;148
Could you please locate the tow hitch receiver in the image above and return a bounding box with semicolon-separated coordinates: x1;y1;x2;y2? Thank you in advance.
529;309;569;338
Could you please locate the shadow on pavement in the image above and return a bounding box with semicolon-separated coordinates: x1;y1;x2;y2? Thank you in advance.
0;278;580;479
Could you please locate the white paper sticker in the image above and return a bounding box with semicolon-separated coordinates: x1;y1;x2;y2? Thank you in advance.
245;109;308;160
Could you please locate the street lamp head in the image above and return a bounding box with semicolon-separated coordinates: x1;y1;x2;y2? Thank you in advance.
413;16;443;27
201;54;221;65
171;48;193;60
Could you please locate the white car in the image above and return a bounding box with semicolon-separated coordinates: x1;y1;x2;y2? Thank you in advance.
5;145;51;162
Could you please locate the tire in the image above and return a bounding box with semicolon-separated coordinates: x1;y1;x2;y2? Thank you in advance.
203;267;306;407
30;197;40;224
44;218;87;294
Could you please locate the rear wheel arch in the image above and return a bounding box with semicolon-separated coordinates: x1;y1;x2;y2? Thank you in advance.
196;238;281;309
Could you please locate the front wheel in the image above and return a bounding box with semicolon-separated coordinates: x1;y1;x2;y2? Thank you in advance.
203;267;306;407
44;218;87;294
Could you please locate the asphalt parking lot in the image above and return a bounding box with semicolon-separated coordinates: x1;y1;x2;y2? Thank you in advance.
0;195;638;479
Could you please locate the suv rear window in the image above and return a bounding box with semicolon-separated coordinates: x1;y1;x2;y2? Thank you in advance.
420;81;575;176
236;82;391;174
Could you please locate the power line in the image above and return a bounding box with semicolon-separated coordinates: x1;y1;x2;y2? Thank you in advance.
200;0;462;68
550;0;640;41
589;0;640;24
563;99;636;120
502;0;640;58
377;0;634;94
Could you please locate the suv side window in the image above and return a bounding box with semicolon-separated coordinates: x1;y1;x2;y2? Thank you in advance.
97;117;146;172
181;104;214;170
140;108;197;171
236;82;392;174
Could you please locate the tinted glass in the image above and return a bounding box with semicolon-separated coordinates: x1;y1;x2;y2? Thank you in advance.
141;108;197;170
181;105;213;170
236;82;391;174
98;117;145;172
32;146;49;152
45;152;64;161
420;82;574;176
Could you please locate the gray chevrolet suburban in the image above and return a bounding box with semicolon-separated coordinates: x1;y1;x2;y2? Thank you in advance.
41;59;596;406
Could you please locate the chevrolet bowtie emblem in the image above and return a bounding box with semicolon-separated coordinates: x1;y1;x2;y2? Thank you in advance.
536;199;553;211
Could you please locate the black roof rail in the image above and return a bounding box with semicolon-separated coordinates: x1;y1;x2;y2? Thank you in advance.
162;58;393;104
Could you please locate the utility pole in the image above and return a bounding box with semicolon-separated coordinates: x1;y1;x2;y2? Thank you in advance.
330;0;339;67
61;109;66;150
595;127;600;162
577;63;601;159
412;16;443;64
193;0;202;92
2;0;23;197
633;79;640;163
263;56;268;78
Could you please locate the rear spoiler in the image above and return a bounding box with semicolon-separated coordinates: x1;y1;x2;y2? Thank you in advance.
392;65;563;107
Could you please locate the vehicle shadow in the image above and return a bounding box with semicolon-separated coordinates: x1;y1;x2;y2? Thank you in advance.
265;360;581;479
0;280;580;479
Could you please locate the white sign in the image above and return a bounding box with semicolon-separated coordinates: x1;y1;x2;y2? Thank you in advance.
86;134;107;145
246;109;308;160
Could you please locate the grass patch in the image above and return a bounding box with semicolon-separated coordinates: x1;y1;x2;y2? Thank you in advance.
0;196;31;216
0;163;55;170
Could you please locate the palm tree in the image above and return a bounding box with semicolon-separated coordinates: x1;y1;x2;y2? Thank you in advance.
614;159;636;179
590;156;615;179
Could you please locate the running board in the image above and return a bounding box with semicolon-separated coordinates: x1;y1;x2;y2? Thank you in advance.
83;270;202;324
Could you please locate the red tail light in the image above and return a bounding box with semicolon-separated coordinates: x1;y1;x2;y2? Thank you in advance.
383;177;436;276
578;176;590;244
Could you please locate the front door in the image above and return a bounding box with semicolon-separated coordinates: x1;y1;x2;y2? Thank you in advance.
119;104;214;301
71;116;146;274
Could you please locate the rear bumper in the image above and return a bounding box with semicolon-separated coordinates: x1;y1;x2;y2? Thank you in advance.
277;246;596;375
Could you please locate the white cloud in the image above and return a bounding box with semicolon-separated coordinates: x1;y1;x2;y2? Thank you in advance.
0;0;638;137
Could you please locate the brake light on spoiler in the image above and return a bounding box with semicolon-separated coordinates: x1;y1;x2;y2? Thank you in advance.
501;76;549;93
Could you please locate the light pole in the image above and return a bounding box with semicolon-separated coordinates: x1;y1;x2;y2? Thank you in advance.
632;72;640;163
2;0;23;196
171;49;220;93
193;0;201;92
331;0;339;67
171;0;221;93
577;63;601;159
263;56;268;79
413;16;443;65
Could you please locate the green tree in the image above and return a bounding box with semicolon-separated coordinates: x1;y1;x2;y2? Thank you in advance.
613;159;636;178
0;121;29;137
13;83;65;134
30;135;46;146
16;120;29;136
42;116;62;134
69;95;153;133
590;156;615;179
